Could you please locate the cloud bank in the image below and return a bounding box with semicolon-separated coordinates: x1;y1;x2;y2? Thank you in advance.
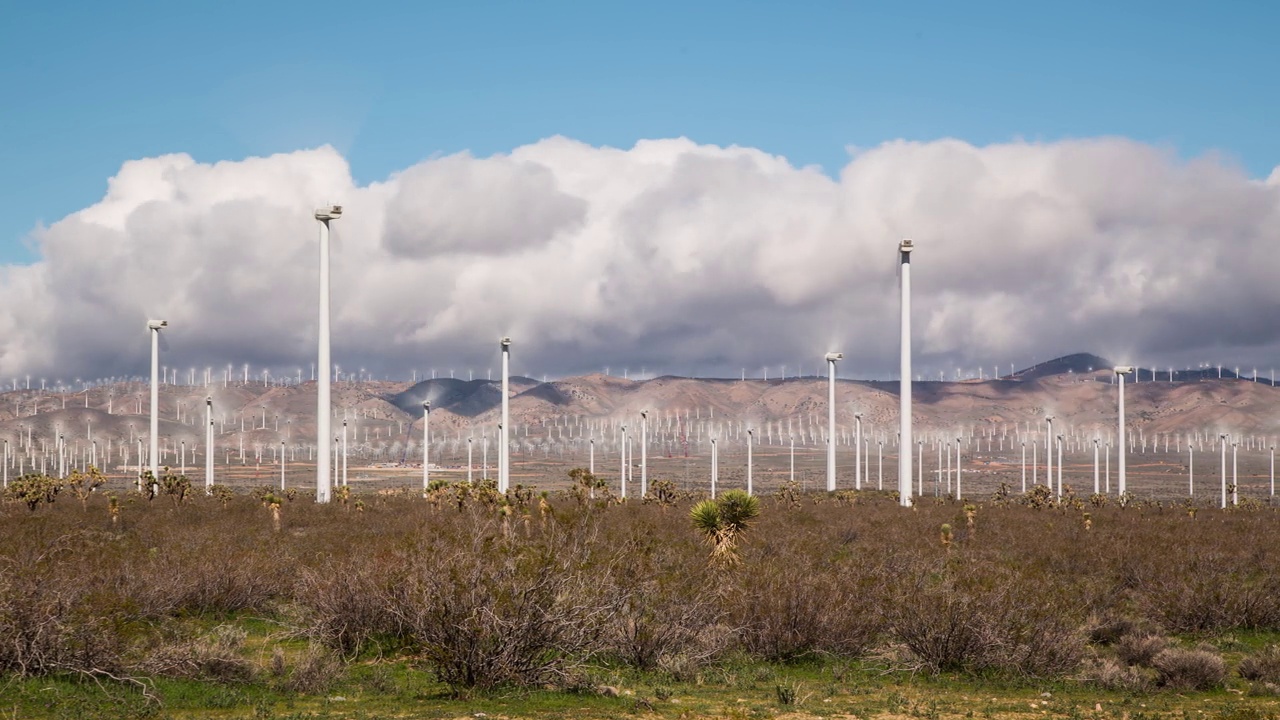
4;136;1280;383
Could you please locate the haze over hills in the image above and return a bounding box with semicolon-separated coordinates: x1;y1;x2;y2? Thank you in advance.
0;353;1276;458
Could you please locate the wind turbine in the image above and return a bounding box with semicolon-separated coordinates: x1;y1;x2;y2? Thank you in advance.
710;436;718;498
1114;366;1134;496
1093;437;1100;495
854;412;863;490
314;204;342;503
422;401;431;494
825;352;843;492
640;409;648;497
955;435;962;500
205;396;213;493
1232;440;1239;506
619;423;627;498
499;337;511;493
1045;415;1055;488
1021;440;1027;492
901;237;911;504
147;319;168;485
1220;433;1229;509
1056;434;1064;498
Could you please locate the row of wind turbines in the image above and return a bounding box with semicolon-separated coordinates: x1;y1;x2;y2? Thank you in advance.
12;212;1272;510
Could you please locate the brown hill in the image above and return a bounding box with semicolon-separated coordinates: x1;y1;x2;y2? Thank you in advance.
0;355;1276;454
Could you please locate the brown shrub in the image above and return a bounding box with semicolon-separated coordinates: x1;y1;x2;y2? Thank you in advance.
1239;645;1280;683
1114;633;1170;667
7;478;1280;692
732;548;884;662
134;624;254;683
1087;616;1142;646
1082;657;1151;691
1151;647;1226;690
881;560;1084;677
602;516;729;670
296;556;407;658
0;532;126;676
281;643;345;694
388;512;619;692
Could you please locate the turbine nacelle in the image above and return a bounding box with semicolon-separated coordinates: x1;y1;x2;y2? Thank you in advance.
1114;366;1135;375
825;352;844;362
146;319;167;330
314;205;343;221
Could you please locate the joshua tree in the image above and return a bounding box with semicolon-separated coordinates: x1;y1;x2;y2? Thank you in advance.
6;473;62;511
261;491;283;532
65;466;106;510
646;479;679;507
690;489;760;565
160;468;191;506
567;467;606;503
209;484;234;508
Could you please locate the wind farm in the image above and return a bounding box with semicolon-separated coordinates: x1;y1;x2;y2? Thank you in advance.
7;3;1280;717
3;349;1277;504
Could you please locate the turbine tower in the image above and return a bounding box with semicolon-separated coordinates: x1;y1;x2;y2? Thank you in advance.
499;337;511;493
640;409;648;497
898;238;914;507
1114;366;1134;496
147;319;167;485
205;396;213;492
314;205;342;503
825;352;843;492
422;401;431;493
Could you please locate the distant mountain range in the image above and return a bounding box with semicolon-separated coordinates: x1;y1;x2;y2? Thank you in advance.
1;354;1276;450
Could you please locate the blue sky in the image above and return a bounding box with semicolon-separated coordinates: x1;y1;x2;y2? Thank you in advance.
1;0;1275;266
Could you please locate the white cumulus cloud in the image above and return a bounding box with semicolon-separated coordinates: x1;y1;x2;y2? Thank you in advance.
3;135;1279;384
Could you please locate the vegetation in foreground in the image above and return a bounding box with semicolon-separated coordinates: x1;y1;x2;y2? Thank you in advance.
3;471;1280;718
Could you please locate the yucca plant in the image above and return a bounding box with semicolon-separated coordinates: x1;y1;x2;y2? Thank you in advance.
690;489;761;565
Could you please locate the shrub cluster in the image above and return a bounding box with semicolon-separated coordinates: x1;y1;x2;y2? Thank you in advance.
3;479;1280;694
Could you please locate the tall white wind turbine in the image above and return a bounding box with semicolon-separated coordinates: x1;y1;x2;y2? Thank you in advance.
147;319;168;485
825;352;843;492
640;409;648;497
422;401;431;494
314;204;342;503
1045;415;1055;489
499;337;511;493
1220;433;1229;509
898;239;914;506
205;395;213;492
1114;366;1134;496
